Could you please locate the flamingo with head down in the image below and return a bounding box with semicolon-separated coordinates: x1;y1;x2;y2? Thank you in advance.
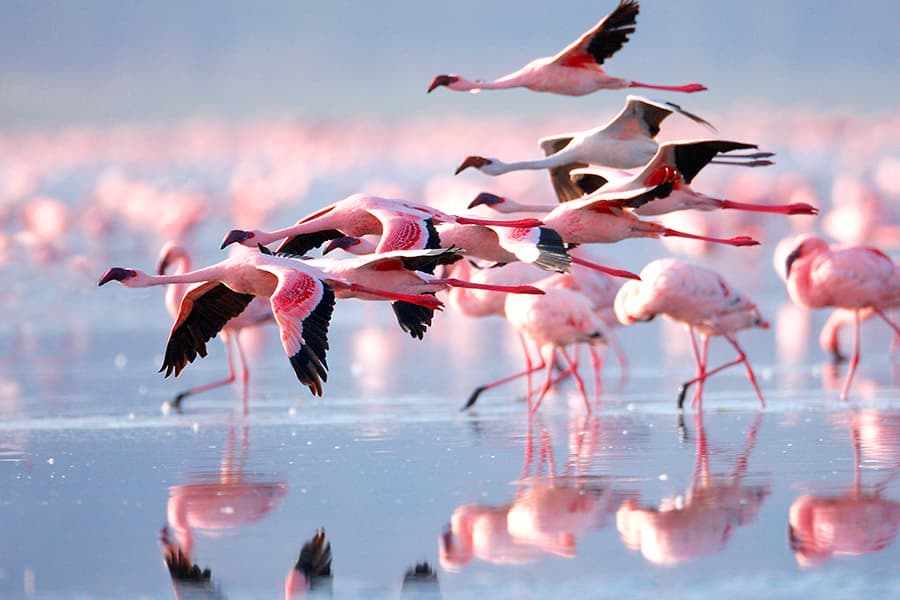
428;1;706;97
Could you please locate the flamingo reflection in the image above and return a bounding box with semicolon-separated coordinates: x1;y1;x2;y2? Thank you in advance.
789;409;900;566
440;416;634;569
616;412;769;565
167;425;288;559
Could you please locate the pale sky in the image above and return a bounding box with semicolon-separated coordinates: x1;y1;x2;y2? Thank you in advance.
1;1;897;124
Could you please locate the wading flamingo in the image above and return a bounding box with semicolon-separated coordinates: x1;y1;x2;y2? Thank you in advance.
285;529;333;598
615;258;769;409
781;235;900;400
428;1;706;96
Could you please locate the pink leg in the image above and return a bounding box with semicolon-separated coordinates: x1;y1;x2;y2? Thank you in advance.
873;307;900;337
724;334;765;408
235;333;251;416
588;345;603;402
531;348;557;414
570;255;640;280
436;278;543;295
840;310;861;401
659;227;759;247
345;283;444;309
628;81;707;94
463;350;546;410
680;336;759;410
170;334;237;409
717;199;818;215
454;215;543;229
519;332;536;404
560;347;591;414
691;335;710;410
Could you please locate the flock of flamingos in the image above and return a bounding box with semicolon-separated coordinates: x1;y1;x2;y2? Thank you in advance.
88;0;900;414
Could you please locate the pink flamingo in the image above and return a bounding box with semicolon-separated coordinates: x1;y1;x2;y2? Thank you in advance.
455;96;715;201
614;258;769;409
98;249;442;397
157;242;274;411
782;235;900;400
220;193;542;256
428;1;706;96
468;185;760;248
306;247;545;339
568;139;818;217
466;280;609;413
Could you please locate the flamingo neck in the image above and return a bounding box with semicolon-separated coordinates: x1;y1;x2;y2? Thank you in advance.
452;75;525;92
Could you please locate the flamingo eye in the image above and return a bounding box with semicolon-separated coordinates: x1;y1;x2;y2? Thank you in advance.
248;232;255;239
129;269;137;277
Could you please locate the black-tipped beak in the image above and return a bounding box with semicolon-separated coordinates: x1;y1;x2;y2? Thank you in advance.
98;267;133;286
467;192;504;210
455;156;490;175
428;74;458;93
221;229;251;249
784;245;803;278
323;236;361;255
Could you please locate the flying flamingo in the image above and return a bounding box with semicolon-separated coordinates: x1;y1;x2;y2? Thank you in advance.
220;193;543;257
455;96;715;202
98;249;442;396
781;235;900;400
614;258;770;409
427;0;706;96
563;140;820;218
305;247;546;339
468;184;760;249
156;241;274;412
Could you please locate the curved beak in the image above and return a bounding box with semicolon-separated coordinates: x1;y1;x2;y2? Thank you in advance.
784;245;804;278
98;267;133;286
323;236;361;255
428;74;458;93
467;192;505;210
455;156;490;175
221;229;251;249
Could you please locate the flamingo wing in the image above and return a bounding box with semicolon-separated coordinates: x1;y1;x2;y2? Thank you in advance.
258;265;335;396
160;282;255;378
539;135;587;203
275;228;345;257
671;140;759;184
566;178;675;212
369;209;441;253
550;0;639;68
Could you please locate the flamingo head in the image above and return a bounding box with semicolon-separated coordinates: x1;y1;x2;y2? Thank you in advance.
783;235;827;278
427;74;459;93
467;192;507;211
455;156;492;175
220;229;259;249
98;267;141;287
323;236;362;255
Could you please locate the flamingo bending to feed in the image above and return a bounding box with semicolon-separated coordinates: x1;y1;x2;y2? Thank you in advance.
781;235;900;400
220;193;543;257
468;184;760;248
285;529;333;598
466;280;610;414
156;242;274;411
428;1;706;97
98;250;442;397
615;258;769;409
455;95;715;202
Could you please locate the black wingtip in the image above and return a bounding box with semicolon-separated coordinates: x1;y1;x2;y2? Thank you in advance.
392;300;435;340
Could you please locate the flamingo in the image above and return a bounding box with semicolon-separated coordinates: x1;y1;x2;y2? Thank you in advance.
781;235;900;400
614;258;769;409
564;140;819;218
220;193;543;257
466;280;610;414
455;96;715;202
156;241;274;411
427;0;706;97
98;249;442;397
306;247;546;339
468;184;760;248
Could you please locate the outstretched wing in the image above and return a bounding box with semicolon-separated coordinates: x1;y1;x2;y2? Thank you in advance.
671;140;758;184
369;209;441;253
258;265;335;396
538;135;588;203
160;282;254;378
550;0;639;68
567;178;676;212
